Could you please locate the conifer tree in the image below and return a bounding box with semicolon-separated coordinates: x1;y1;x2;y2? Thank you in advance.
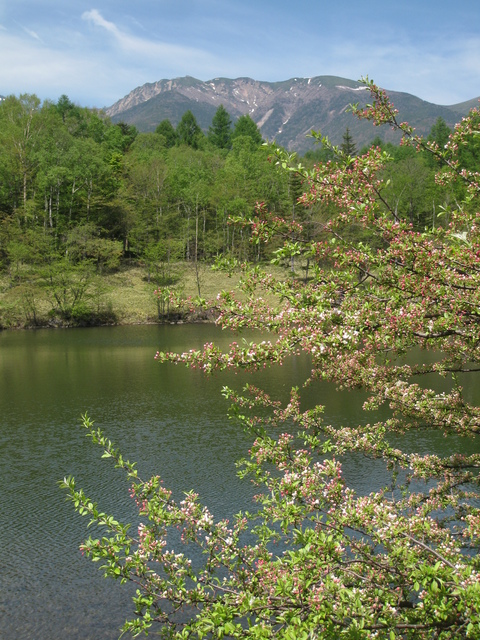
340;126;357;156
231;114;263;145
208;104;232;149
155;119;178;148
428;117;451;149
176;110;203;149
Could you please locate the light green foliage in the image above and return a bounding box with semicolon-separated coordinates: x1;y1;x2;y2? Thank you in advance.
43;258;95;320
381;151;439;229
0;94;44;216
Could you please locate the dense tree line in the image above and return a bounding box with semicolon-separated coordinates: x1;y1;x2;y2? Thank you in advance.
0;92;479;323
0;96;290;275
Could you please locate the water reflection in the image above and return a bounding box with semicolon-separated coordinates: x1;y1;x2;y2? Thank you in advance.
0;324;478;639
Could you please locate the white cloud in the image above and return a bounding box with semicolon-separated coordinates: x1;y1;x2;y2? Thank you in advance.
281;33;480;105
0;30;121;106
81;9;215;67
82;9;119;36
21;25;43;42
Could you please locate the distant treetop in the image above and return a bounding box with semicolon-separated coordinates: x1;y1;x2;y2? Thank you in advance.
232;114;263;145
208;105;232;149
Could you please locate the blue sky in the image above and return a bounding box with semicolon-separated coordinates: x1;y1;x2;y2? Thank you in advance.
0;0;479;108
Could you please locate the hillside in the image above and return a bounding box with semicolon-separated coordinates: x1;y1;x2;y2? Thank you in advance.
106;75;477;153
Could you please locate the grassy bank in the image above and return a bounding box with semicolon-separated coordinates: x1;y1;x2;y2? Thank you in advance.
0;261;288;330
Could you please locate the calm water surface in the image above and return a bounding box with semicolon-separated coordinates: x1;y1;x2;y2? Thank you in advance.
0;324;478;639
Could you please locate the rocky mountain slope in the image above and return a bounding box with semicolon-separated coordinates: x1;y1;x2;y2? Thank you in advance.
106;76;478;153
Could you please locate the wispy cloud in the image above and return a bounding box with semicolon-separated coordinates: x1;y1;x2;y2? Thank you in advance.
82;9;118;36
81;9;215;66
279;32;480;105
21;25;43;42
0;30;128;106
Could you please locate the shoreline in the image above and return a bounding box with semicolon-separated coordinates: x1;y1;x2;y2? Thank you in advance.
0;264;230;332
0;263;285;332
0;306;219;332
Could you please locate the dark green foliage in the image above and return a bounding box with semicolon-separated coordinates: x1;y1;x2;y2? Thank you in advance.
155;119;178;147
428;117;451;148
113;122;138;151
208;105;232;149
176;110;204;148
358;135;386;155
56;94;77;122
425;117;452;167
102;123;138;159
340;127;357;156
288;171;304;204
456;110;480;172
303;146;335;164
232;114;263;145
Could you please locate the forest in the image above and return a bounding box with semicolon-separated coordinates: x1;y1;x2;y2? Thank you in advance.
0;93;478;327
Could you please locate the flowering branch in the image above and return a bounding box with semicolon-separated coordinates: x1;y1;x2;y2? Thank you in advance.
64;80;480;638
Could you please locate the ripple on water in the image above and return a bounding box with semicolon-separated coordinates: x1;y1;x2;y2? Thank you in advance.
1;325;478;639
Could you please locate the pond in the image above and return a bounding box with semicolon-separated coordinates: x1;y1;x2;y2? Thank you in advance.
0;324;477;639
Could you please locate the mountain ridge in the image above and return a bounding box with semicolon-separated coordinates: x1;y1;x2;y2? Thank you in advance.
106;76;479;153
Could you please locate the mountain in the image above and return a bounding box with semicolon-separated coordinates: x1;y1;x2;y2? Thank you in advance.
446;97;480;115
106;76;479;153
